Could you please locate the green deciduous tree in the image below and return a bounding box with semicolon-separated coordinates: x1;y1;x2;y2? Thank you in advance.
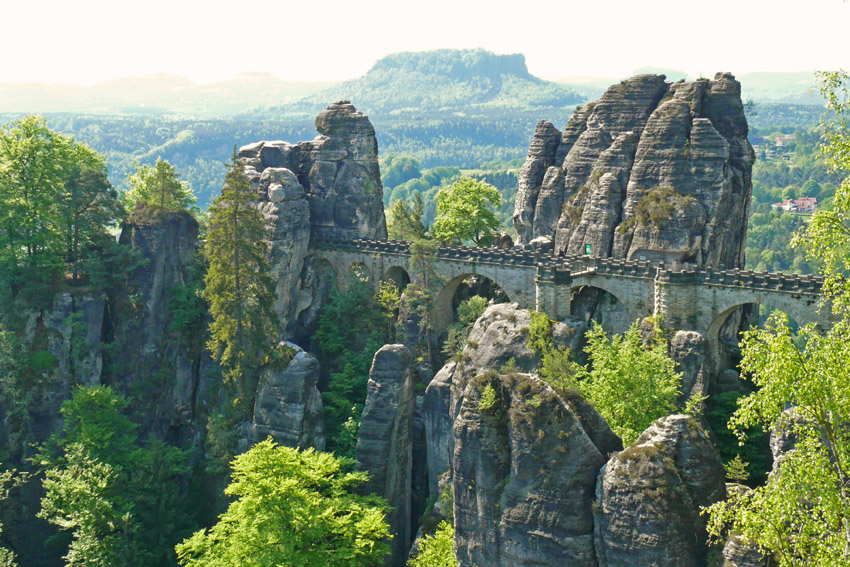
124;159;196;211
175;438;390;567
430;177;500;245
0;116;119;288
36;386;191;567
61;165;124;284
313;276;388;456
408;521;457;567
541;321;681;446
704;316;850;565
203;149;278;398
703;71;850;566
794;71;850;314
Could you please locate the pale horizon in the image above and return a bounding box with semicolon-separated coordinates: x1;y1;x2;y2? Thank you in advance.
1;0;847;86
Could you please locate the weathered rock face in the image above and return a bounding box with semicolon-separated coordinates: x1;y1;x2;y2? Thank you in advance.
10;292;106;458
239;101;387;337
514;73;753;271
256;170;312;338
669;330;709;403
423;303;587;495
355;345;415;567
453;372;617;567
239;101;387;241
723;535;769;567
115;207;202;431
252;342;325;450
594;414;725;567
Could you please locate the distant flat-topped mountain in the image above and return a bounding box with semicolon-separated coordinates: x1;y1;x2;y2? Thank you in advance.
293;48;585;113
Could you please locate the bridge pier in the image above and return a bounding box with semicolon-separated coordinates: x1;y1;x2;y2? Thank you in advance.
535;265;572;320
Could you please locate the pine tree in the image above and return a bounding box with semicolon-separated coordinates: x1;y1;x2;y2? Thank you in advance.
202;148;278;400
724;454;750;483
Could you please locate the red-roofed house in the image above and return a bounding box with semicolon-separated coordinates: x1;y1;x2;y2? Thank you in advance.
771;197;818;213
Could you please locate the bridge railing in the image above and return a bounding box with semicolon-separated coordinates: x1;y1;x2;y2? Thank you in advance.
311;237;538;267
311;237;824;295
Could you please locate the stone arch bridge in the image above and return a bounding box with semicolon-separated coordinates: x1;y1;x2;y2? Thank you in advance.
311;237;837;359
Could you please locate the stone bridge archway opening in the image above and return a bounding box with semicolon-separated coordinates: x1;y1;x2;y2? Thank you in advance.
569;285;632;337
434;274;511;334
382;265;411;292
706;300;807;381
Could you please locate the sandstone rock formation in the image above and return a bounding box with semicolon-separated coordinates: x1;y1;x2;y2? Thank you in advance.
594;414;725;567
238;101;387;337
452;372;618;567
12;292;106;456
723;535;770;567
355;345;415;567
669;330;709;402
513;73;754;272
115;206;202;430
252;342;325;450
423;303;588;495
239;101;387;241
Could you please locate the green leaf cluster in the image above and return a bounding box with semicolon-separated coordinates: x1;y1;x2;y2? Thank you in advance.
0;115;125;290
442;295;488;357
576;322;681;445
313;279;392;455
123;158;196;212
430;177;501;246
536;320;681;446
387;193;427;241
36;386;192;567
408;521;457;567
175;438;390;567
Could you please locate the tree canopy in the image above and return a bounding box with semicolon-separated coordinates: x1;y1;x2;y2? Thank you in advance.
36;386;191;567
175;438;390;567
430;177;501;245
124;158;196;212
0;115;123;288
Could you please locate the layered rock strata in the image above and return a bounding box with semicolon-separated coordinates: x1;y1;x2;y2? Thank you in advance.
594;414;726;567
453;372;619;566
513;73;754;271
252;341;325;450
423;303;588;495
355;345;415;567
239;100;387;241
238;101;387;337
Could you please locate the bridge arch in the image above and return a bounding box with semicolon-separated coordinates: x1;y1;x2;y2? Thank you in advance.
705;291;822;342
434;273;512;332
383;265;411;291
704;290;824;375
568;284;635;336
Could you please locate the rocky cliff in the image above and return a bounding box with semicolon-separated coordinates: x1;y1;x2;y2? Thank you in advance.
513;73;754;270
114;206;205;435
356;345;415;567
238;101;387;337
424;303;588;496
594;415;725;567
252;341;325;450
453;372;619;567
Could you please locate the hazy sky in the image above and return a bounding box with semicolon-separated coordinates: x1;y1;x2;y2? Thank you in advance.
2;0;847;85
